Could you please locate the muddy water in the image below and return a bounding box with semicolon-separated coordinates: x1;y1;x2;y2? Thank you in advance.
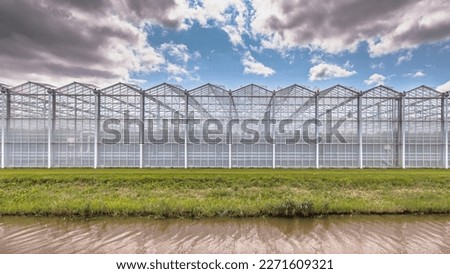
0;215;448;254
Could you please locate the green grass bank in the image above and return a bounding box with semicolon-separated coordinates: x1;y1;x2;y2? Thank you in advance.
0;169;449;218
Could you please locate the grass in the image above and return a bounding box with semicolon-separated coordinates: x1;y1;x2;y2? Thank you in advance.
0;168;449;218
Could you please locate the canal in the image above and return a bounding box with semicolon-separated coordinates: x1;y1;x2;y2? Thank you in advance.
0;215;448;253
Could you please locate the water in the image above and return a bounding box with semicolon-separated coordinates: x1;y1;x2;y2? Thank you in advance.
0;215;448;253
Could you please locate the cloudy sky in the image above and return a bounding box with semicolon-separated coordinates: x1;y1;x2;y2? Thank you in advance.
1;0;450;92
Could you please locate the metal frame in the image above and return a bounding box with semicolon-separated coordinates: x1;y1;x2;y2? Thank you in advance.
0;81;448;168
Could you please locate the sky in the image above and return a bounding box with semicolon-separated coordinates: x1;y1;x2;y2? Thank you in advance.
0;0;450;92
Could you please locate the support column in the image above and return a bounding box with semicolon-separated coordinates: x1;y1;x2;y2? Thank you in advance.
228;141;232;169
398;95;406;169
272;93;276;169
1;88;7;168
315;91;320;169
184;92;188;169
357;94;363;169
228;91;232;169
156;103;161;124
94;90;100;169
139;90;145;169
441;94;448;169
47;90;55;169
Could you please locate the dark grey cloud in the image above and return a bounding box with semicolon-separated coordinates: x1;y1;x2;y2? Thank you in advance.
1;56;118;79
0;1;112;63
253;0;450;55
48;0;109;13
267;0;414;42
125;0;180;27
0;0;180;85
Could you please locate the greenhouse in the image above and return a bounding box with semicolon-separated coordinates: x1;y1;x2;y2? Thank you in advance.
0;81;448;168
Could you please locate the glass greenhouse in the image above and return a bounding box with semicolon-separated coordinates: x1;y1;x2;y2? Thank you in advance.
0;81;448;168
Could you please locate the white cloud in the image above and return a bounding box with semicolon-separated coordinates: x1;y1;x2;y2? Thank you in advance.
158;42;201;64
187;0;246;26
436;80;450;92
242;51;275;77
249;45;263;53
405;71;425;78
344;60;353;69
156;42;201;82
414;71;425;77
310;54;323;65
183;0;249;47
364;73;386;86
397;51;413;65
308;63;356;81
370;62;385;69
170;76;183;83
222;25;244;46
166;63;189;76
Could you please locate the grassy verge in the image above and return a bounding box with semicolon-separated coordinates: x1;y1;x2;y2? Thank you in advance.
0;169;449;218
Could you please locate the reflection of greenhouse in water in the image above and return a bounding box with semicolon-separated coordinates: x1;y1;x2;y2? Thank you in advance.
0;81;448;168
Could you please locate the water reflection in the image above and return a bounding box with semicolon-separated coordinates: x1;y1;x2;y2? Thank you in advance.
0;215;448;254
